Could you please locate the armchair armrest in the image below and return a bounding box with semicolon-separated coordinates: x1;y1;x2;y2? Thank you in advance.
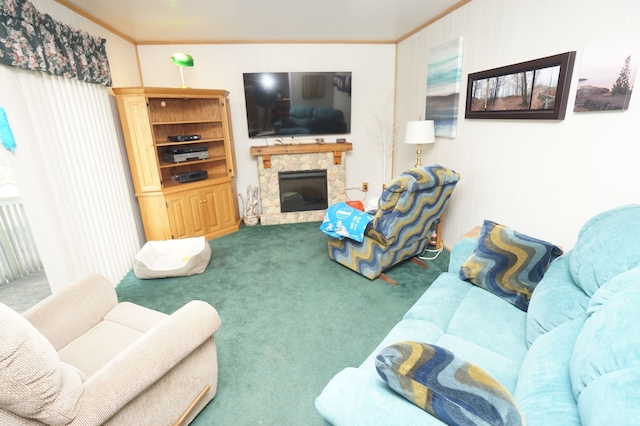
73;300;221;425
23;273;118;351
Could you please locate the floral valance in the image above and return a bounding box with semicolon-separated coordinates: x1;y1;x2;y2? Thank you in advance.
0;0;112;86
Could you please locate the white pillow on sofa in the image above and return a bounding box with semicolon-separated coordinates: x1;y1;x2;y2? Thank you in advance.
0;302;83;425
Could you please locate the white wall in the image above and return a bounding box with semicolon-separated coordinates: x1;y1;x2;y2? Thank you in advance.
395;0;640;250
136;44;396;207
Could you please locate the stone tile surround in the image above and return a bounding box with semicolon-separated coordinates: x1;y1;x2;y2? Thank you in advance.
250;143;352;225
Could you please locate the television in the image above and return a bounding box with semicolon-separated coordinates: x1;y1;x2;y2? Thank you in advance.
242;72;352;139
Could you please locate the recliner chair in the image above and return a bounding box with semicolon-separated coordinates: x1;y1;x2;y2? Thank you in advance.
0;273;220;425
327;164;460;283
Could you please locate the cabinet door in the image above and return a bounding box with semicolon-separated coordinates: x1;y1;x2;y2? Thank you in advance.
200;183;239;235
166;190;206;239
115;94;162;193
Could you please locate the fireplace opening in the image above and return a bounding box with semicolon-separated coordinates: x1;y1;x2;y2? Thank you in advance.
278;169;328;213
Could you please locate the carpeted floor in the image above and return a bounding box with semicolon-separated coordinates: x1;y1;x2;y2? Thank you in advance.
116;221;450;425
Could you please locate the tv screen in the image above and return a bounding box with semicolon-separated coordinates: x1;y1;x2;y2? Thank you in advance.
242;71;351;139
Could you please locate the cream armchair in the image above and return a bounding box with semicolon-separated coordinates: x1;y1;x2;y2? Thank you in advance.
0;273;221;425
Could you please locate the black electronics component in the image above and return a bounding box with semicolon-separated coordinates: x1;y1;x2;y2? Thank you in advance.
164;146;208;154
172;170;208;183
167;134;201;142
162;146;209;163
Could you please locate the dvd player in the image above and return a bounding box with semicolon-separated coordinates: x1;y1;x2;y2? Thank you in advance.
167;134;201;142
172;170;208;183
165;146;207;155
162;146;209;163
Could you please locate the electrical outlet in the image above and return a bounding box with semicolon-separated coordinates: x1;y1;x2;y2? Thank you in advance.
362;182;369;192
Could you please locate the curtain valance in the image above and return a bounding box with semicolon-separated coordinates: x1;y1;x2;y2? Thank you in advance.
0;0;112;86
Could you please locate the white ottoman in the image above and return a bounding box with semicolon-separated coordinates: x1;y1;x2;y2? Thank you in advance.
134;236;212;279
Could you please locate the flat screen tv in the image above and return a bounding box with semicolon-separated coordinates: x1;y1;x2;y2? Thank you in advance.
242;71;352;139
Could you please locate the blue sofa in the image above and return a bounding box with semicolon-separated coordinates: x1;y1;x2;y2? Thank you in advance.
316;204;640;425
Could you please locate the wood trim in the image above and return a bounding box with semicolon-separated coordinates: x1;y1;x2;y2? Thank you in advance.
397;0;474;43
250;142;352;156
172;385;210;426
137;39;396;46
250;143;352;169
53;0;137;45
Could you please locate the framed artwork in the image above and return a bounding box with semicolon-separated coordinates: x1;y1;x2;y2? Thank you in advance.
465;51;576;120
425;37;464;138
574;37;639;112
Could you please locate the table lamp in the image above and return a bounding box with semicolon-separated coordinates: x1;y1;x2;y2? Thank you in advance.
171;53;194;89
404;120;435;167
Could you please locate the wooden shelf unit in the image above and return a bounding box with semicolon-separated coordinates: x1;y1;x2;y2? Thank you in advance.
113;87;241;241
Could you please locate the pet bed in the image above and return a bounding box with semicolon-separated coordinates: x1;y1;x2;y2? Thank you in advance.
134;236;212;279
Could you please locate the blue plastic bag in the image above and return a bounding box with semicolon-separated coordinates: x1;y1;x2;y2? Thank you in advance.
320;202;374;242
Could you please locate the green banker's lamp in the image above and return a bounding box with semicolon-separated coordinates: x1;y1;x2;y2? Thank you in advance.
171;53;194;88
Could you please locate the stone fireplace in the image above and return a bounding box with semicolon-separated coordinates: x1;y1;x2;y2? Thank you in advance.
250;143;353;225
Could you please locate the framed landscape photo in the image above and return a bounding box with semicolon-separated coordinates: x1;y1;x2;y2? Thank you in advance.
465;51;576;120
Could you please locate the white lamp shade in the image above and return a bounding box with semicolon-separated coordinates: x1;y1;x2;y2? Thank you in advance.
404;120;435;145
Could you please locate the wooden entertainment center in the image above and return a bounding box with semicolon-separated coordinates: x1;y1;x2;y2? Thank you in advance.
112;87;240;241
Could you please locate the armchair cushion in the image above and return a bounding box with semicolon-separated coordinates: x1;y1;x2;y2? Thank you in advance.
376;341;524;426
0;302;83;425
460;220;563;311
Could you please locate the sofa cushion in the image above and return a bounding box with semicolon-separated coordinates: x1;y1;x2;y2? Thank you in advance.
0;302;83;425
569;204;640;296
515;317;585;426
460;220;563;311
571;285;640;401
376;341;524;426
586;266;640;316
525;254;589;346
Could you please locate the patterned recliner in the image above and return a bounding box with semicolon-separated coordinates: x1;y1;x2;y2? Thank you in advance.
327;164;460;280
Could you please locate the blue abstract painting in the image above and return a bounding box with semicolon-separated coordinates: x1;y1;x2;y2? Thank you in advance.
425;37;464;138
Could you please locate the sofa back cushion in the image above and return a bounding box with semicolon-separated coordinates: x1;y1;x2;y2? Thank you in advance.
569;204;640;296
0;302;83;425
570;285;640;423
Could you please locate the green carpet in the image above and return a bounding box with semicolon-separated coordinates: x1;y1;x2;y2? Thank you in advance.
116;221;450;425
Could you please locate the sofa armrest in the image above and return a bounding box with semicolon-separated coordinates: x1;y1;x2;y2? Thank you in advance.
22;273;118;351
72;300;221;425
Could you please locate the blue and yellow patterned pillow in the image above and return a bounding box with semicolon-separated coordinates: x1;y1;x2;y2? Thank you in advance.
376;341;524;426
460;220;563;311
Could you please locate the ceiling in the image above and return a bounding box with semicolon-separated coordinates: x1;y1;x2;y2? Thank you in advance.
61;0;467;44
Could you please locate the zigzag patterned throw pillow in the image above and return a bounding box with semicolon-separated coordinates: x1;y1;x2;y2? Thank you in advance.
460;220;563;311
376;341;524;426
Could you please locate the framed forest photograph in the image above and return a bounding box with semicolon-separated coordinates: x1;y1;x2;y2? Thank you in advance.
465;51;576;120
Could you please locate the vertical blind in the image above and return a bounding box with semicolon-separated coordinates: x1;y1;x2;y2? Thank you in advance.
0;65;141;290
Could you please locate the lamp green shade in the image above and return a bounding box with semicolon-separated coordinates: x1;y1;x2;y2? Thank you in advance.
171;53;194;67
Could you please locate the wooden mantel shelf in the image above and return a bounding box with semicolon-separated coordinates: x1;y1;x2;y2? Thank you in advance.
250;142;352;168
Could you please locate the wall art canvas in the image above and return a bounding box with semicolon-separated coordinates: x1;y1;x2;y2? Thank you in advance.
574;36;640;112
425;37;464;138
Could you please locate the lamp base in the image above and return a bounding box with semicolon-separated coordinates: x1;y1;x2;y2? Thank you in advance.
414;144;422;168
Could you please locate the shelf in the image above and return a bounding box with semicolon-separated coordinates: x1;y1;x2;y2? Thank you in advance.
161;175;232;192
151;119;222;126
159;156;227;169
250;142;353;168
155;138;224;147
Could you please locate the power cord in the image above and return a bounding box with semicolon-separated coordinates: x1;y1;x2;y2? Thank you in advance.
419;245;443;260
